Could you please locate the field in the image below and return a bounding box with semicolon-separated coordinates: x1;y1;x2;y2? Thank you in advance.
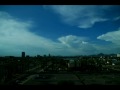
21;73;120;85
76;73;120;85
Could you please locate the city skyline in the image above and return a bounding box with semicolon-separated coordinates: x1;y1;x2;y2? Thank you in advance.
0;5;120;56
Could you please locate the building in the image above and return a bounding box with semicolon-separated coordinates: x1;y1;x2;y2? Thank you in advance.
117;53;120;57
68;59;75;68
22;52;25;58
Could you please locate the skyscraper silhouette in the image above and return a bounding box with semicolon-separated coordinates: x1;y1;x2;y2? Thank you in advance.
22;52;25;58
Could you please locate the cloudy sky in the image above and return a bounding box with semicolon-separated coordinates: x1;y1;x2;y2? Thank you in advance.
0;5;120;56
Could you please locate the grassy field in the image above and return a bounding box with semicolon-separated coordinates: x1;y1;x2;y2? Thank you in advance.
22;73;120;85
23;74;82;85
76;73;120;85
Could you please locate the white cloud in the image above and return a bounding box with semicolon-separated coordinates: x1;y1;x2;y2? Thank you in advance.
96;28;120;54
97;29;120;45
1;11;120;56
0;11;97;56
58;35;88;48
0;11;98;56
114;16;120;21
48;5;110;29
0;11;64;56
58;35;101;55
57;34;120;55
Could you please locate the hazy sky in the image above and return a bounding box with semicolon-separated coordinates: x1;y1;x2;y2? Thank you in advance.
0;5;120;56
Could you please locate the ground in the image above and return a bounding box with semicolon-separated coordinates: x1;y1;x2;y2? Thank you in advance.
19;73;120;85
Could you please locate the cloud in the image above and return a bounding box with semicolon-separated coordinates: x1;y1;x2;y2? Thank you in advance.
58;35;88;48
58;35;101;55
97;28;120;45
1;11;120;56
0;11;97;56
0;11;98;56
57;29;120;55
0;11;64;56
114;16;120;21
48;5;112;28
96;28;120;54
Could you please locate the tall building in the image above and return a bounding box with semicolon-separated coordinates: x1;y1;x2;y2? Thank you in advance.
22;52;25;58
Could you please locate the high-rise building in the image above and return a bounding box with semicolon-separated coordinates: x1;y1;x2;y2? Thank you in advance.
22;52;25;58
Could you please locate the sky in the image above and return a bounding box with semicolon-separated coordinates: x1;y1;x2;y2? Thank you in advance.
0;5;120;56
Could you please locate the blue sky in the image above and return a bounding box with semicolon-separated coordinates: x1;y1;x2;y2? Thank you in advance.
0;5;120;56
